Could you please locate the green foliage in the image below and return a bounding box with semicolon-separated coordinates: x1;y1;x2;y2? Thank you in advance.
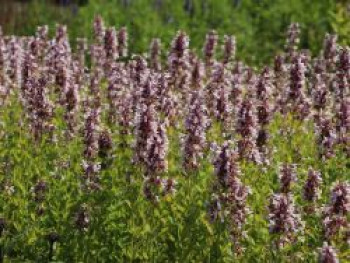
331;2;350;46
0;94;348;262
1;0;348;65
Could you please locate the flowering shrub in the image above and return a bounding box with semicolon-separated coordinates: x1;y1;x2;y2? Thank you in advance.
0;17;348;262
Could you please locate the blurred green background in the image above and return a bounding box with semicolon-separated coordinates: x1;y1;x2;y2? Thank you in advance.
0;0;349;64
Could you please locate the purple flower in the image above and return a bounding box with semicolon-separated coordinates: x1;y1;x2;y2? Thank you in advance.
145;121;168;175
318;242;339;263
203;30;218;69
63;65;80;138
268;193;303;248
104;27;118;60
335;47;349;100
236;97;260;163
316;116;337;160
285;23;300;61
335;98;350;155
323;34;338;72
83;108;100;160
213;141;241;187
8;36;23;87
93;15;105;44
117;27;128;58
322;181;350;241
222;35;236;65
287;54;311;120
183;89;209;171
303;168;322;203
133;75;158;166
210;141;251;253
312;74;328;124
278;163;297;194
168;31;190;86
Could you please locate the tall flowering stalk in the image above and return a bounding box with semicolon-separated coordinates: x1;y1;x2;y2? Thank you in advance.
133;74;158;166
323;34;338;73
230;62;244;116
209;141;251;254
93;15;105;44
82;108;101;191
312;73;328;126
91;16;106;79
22;38;53;141
104;27;118;75
322;181;349;243
90;42;106;80
255;67;273;162
35;25;49;61
117;27;128;58
49;24;71;97
268;162;303;248
167;31;190;92
8;36;23;88
75;38;87;78
130;55;149;113
334;47;349;100
285;23;300;62
318;242;339;263
316;116;337;160
107;63;128;125
222;35;236;66
156;72;178;127
268;193;303;248
278;163;297;194
118;89;134;141
212;141;241;187
183;88;209;172
287;54;310;119
137;81;175;203
203;30;218;72
210;63;232;129
273;55;288;113
145;121;168;175
236;96;260;163
63;64;80;138
303;168;322;213
335;97;349;155
190;58;204;91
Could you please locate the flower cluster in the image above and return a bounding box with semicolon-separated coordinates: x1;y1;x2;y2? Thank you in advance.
209;141;251;253
278;163;297;194
183;89;209;171
322;181;349;242
318;242;339;263
303;168;322;203
236;97;260;163
203;30;218;70
268;193;303;248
